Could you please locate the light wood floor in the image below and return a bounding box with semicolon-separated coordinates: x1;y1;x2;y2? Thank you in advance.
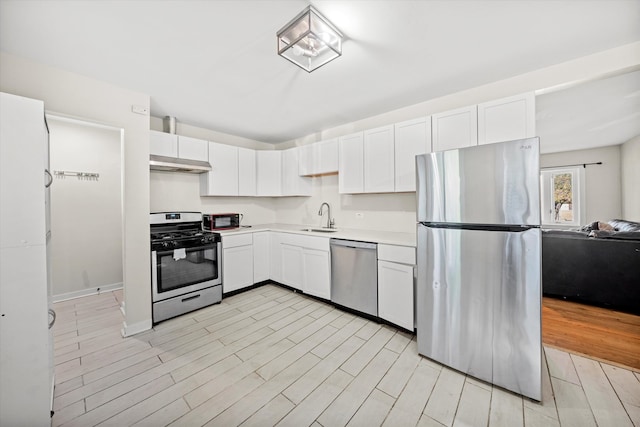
51;285;640;427
542;297;640;371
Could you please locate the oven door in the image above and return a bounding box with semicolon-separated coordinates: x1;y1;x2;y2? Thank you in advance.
151;242;221;302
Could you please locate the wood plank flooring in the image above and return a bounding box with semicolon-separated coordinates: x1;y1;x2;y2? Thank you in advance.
542;297;640;370
51;285;640;427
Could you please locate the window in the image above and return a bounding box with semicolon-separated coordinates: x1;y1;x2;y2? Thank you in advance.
540;167;584;226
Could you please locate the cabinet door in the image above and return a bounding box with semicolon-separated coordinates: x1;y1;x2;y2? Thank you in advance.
303;248;330;300
256;151;282;196
298;144;313;176
281;243;303;290
282;147;311;196
477;92;535;145
202;142;238;196
378;260;414;331
316;138;339;174
238;147;256;196
270;232;282;282
364;125;395;193
178;135;209;161
394;117;432;192
432;105;478;152
338;132;364;194
253;232;270;283
150;130;178;157
223;245;254;293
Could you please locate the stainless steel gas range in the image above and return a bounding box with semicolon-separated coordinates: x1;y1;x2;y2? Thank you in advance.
150;212;221;323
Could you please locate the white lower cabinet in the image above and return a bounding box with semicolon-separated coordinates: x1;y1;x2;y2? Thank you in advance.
302;248;330;300
222;234;254;293
281;243;304;291
269;232;283;283
279;234;330;299
252;231;270;283
377;244;416;331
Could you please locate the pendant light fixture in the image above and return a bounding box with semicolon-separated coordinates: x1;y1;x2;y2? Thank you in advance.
277;5;343;72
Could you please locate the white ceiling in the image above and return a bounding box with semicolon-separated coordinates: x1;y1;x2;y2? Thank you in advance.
1;0;639;146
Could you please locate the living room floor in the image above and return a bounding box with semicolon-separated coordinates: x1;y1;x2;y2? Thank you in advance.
542;297;640;370
51;285;639;427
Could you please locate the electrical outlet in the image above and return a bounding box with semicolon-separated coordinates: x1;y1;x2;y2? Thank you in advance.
355;212;364;219
131;105;149;115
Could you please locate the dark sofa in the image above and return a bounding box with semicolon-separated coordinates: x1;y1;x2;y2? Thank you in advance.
542;219;640;315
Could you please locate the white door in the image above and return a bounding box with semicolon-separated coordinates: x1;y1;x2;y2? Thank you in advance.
203;142;238;196
178;135;208;161
238;147;257;196
394;117;432;192
253;232;270;283
478;92;535;145
432;105;478;152
378;260;414;331
364;125;395;193
223;245;254;293
303;248;330;300
149;130;178;157
281;243;303;290
338;132;364;194
256;151;282;196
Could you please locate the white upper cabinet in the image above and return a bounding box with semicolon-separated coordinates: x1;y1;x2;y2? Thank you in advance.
177;135;208;161
477;92;535;145
150;130;208;162
238;147;256;196
201;142;238;196
256;150;282;196
338;132;364;194
282;147;311;196
394;117;432;192
432;105;478;152
299;138;339;176
150;130;178;157
364;125;395;193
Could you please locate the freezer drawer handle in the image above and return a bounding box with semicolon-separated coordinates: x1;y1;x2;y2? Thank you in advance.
181;294;201;303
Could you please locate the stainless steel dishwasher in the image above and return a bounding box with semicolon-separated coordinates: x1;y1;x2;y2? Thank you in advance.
330;239;378;317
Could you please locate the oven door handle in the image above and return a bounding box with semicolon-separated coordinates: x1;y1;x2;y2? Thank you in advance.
154;244;215;257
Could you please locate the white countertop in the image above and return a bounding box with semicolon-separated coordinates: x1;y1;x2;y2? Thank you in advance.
214;223;416;247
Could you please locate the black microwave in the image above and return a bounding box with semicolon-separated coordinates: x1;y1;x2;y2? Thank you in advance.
203;213;240;230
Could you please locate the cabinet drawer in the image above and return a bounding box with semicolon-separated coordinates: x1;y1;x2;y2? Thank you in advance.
378;244;415;265
222;233;253;248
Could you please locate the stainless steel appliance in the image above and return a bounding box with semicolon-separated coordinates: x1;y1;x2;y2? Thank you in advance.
203;213;241;231
330;239;378;317
416;137;542;401
150;212;222;323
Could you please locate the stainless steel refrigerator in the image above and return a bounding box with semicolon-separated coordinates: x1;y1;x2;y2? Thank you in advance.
416;137;542;401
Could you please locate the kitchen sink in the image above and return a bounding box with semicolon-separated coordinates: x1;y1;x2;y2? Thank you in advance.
300;227;339;233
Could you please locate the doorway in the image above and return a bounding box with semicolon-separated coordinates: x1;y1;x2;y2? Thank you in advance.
46;115;124;301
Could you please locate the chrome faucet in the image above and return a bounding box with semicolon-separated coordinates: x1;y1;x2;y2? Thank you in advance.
318;202;335;229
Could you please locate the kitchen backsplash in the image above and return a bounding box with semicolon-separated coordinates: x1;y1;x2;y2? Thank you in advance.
150;171;416;233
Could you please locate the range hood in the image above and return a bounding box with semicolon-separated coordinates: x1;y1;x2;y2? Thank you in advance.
149;154;211;173
149;116;212;173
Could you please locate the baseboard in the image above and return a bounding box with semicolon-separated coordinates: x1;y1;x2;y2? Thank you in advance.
52;282;123;303
121;318;152;337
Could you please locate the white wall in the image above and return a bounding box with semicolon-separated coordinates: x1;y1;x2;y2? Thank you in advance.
0;52;152;336
275;175;416;233
150;171;277;225
621;135;640;221
48;118;123;299
540;145;622;224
